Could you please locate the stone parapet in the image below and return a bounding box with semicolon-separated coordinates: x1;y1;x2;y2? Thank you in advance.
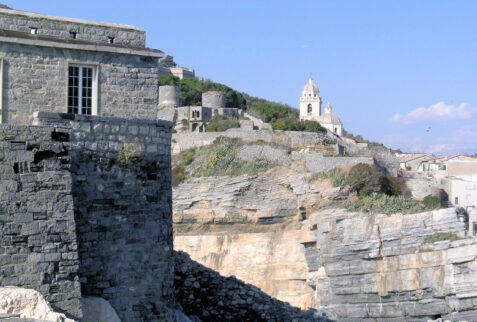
0;8;146;47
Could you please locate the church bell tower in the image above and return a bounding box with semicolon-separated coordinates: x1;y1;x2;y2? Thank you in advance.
299;77;322;121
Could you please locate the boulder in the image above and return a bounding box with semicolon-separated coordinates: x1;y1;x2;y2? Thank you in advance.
0;287;73;322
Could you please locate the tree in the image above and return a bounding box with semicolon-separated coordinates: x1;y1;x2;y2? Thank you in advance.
159;55;177;68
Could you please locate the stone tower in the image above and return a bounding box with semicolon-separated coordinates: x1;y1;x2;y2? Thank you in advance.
299;77;322;121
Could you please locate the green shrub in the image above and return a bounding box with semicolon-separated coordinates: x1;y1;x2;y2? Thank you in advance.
345;163;400;196
180;148;197;166
119;144;140;166
239;116;250;120
199;139;274;177
423;195;440;209
344;193;428;215
206;115;240;132
270;117;326;132
227;158;275;176
202;140;237;176
328;167;347;187
172;165;186;187
422;232;462;244
307;172;328;182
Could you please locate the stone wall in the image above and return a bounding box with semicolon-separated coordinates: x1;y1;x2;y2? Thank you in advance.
0;113;174;320
406;178;433;200
0;124;82;319
172;129;335;154
0;8;145;47
0;42;159;124
296;153;375;173
236;144;291;166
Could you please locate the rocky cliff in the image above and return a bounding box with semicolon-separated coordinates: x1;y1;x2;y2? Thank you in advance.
174;166;477;321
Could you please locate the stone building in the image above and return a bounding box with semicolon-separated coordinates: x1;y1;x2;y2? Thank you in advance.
0;7;164;124
158;66;195;79
317;104;343;136
299;77;343;136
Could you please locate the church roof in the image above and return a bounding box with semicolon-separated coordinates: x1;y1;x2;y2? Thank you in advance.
303;77;319;94
318;104;342;125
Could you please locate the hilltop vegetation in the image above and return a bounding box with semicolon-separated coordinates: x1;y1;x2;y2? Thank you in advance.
158;75;247;110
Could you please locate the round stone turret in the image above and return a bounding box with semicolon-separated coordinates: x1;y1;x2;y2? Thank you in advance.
202;91;226;108
159;85;179;107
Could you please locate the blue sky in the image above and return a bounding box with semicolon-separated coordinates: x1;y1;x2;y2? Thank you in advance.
4;0;477;155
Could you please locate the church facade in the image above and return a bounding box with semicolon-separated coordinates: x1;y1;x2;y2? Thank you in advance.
299;77;343;136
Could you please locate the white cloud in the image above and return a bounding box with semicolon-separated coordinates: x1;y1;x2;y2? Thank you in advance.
380;125;477;155
392;101;476;124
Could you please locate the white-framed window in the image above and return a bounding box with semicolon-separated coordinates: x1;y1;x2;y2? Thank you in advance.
307;104;312;114
68;65;97;115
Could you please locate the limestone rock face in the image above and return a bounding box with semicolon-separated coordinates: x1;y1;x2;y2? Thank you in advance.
175;175;477;320
174;230;314;309
174;162;477;320
0;287;73;322
305;208;477;321
173;169;332;231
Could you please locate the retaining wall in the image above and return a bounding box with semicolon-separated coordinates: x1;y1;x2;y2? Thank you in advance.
296;152;375;173
172;129;335;154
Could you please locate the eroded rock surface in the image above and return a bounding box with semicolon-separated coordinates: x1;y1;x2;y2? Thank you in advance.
306;208;477;321
174;169;477;321
0;287;73;322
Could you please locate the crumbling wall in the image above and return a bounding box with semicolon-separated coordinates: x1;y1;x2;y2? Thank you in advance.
0;124;82;319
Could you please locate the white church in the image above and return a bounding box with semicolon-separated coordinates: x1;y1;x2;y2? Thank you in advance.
299;77;343;136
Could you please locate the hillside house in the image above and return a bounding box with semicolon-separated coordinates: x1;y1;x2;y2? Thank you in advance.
0;7;164;125
396;153;430;171
419;155;477;178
